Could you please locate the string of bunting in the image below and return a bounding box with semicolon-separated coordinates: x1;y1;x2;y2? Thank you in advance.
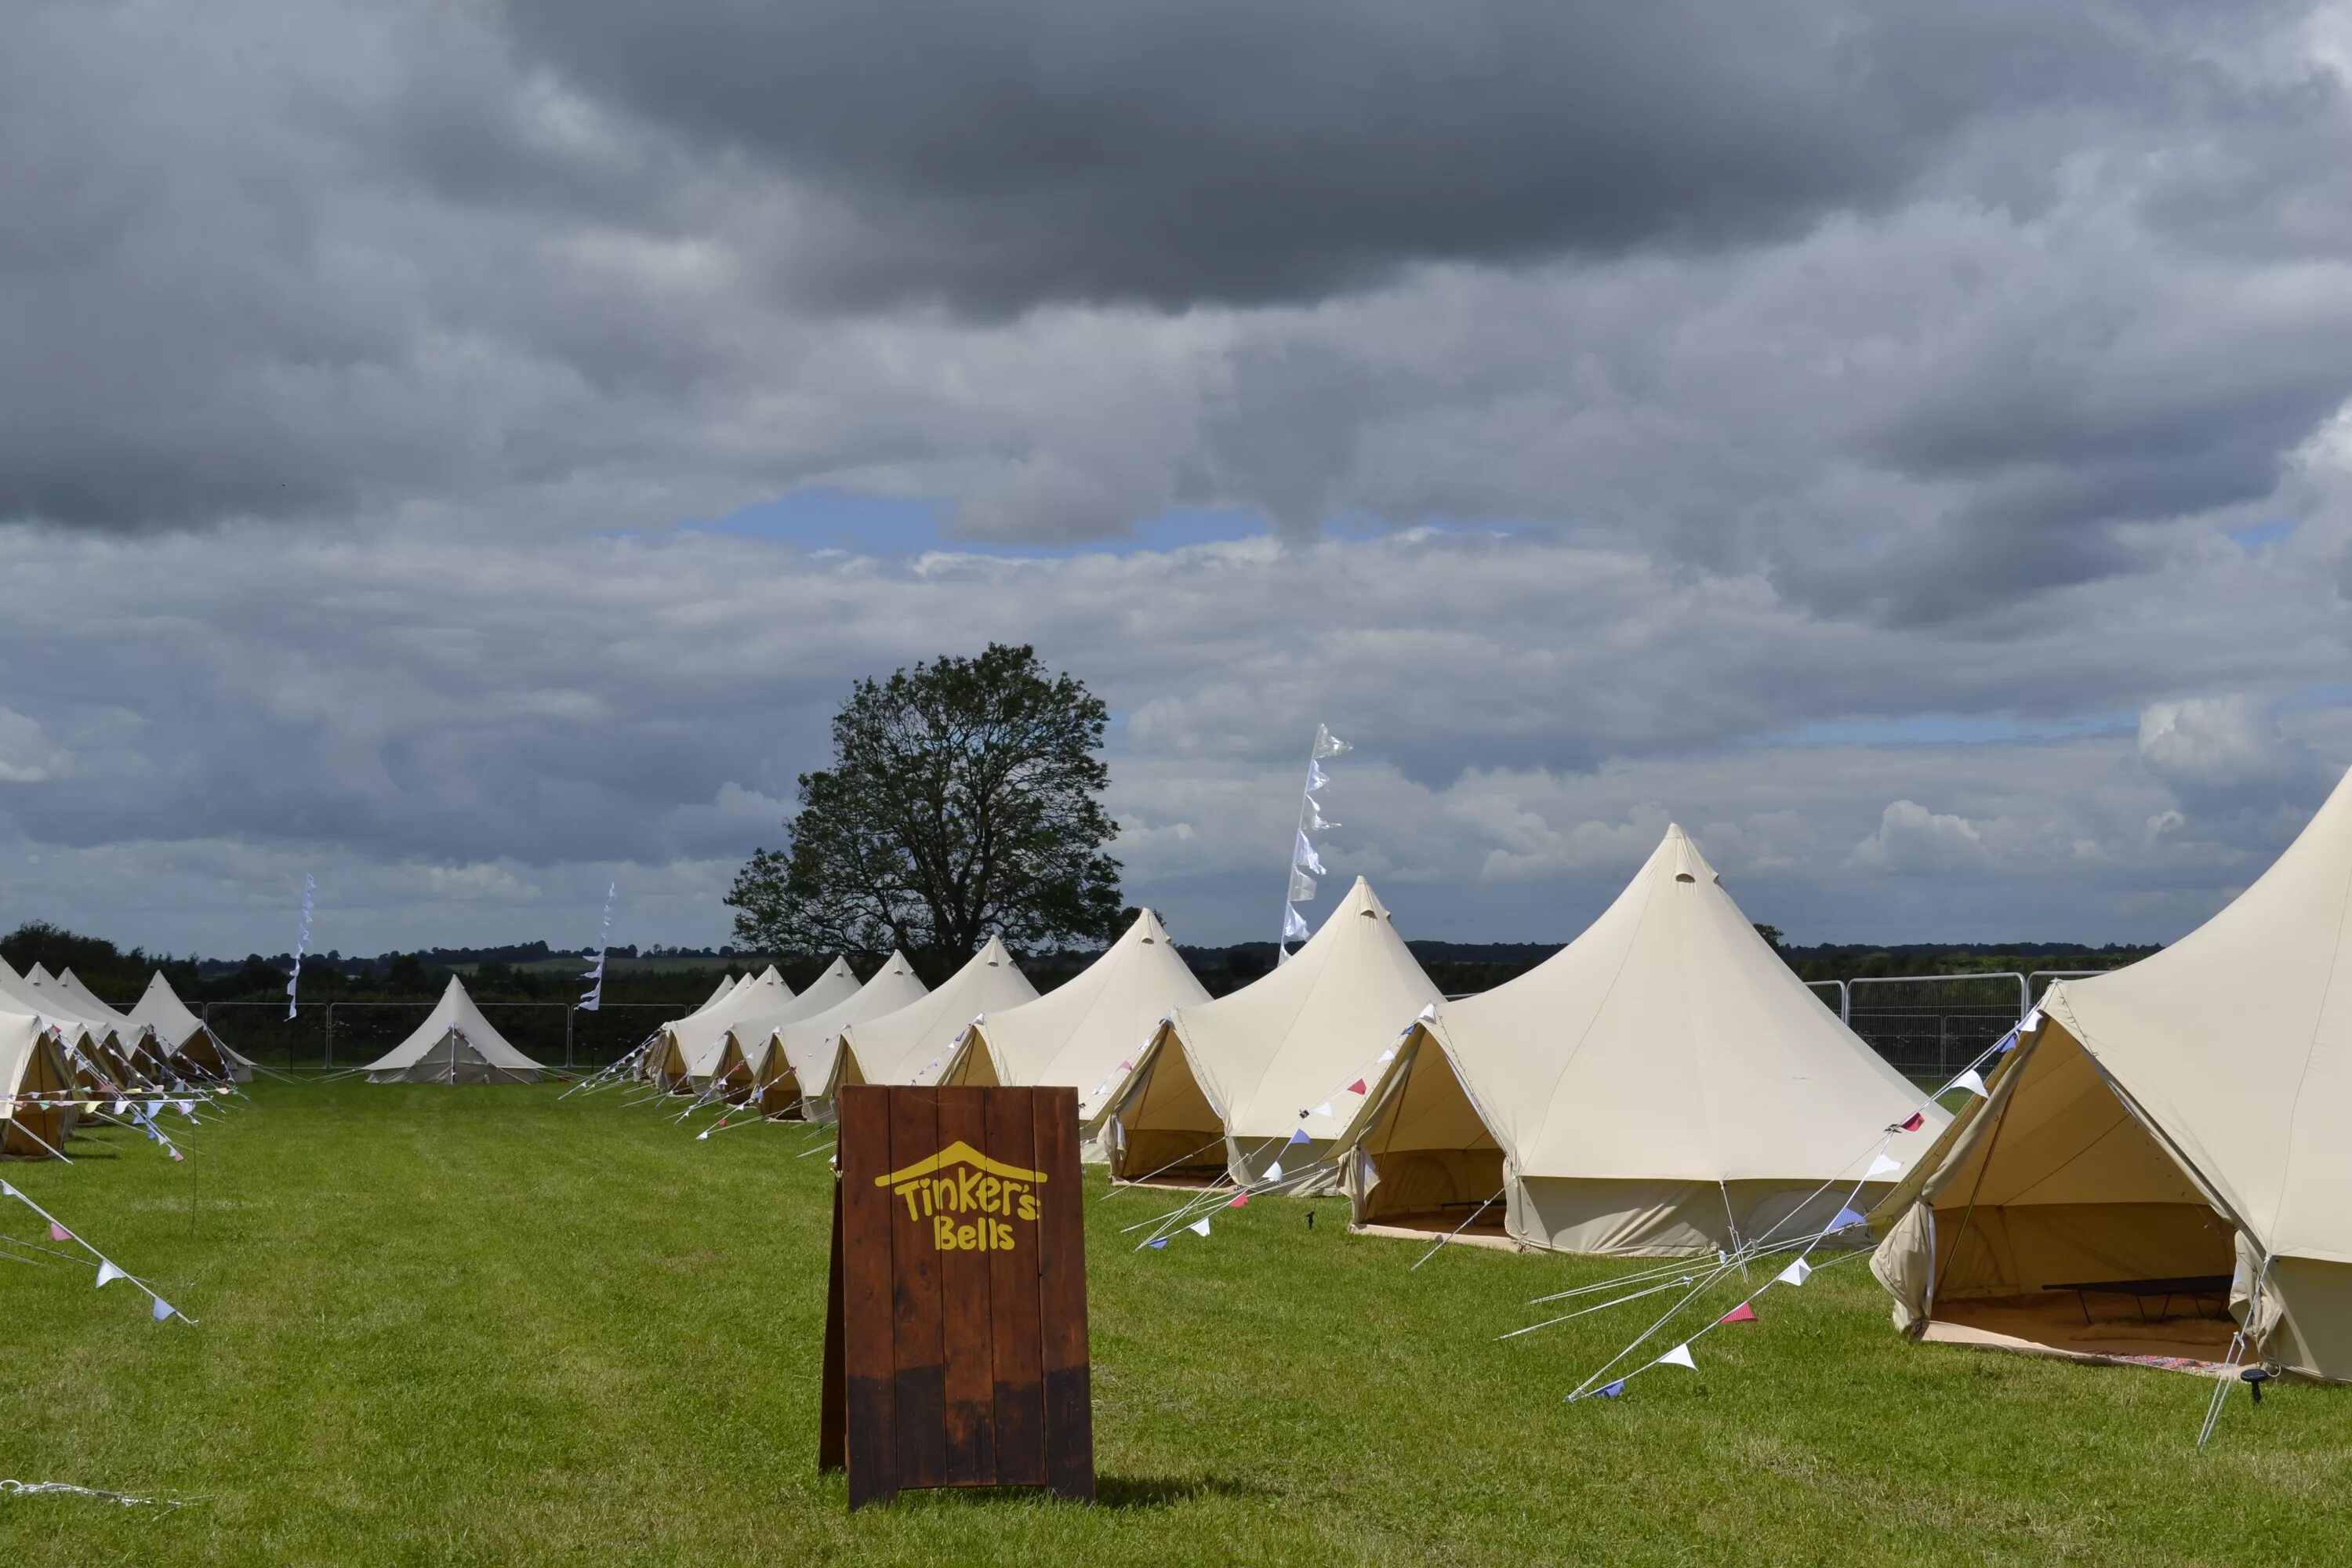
1278;724;1352;964
1552;1023;2024;1403
0;1478;195;1510
0;1180;196;1324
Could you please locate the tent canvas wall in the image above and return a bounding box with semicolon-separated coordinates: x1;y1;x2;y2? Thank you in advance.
1872;765;2352;1381
764;953;927;1118
360;977;543;1083
723;957;862;1102
55;968;172;1080
129;972;257;1083
675;967;797;1087
0;957;130;1085
1331;825;1941;1257
646;975;761;1091
942;908;1208;1129
0;1010;78;1159
823;937;1039;1103
1095;877;1440;1193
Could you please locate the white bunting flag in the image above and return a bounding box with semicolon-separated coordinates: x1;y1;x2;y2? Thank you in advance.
695;1129;712;1142
151;1296;174;1323
1294;831;1327;877
1265;1161;1283;1183
1283;904;1310;940
0;1180;16;1199
1312;724;1352;760
1776;1257;1813;1287
1867;1153;1902;1178
1289;868;1317;902
1189;1218;1210;1238
2021;1007;2043;1034
96;1260;127;1289
1654;1342;1697;1370
1306;759;1330;793
1304;797;1338;831
1312;1102;1334;1119
112;1098;128;1116
1377;1048;1395;1063
1954;1069;1989;1098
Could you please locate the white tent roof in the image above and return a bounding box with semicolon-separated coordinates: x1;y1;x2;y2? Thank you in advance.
949;909;1207;1113
1131;877;1441;1151
1389;825;1938;1186
52;968;137;1031
731;957;862;1078
361;976;541;1076
675;966;795;1079
0;956;120;1052
2032;764;2352;1269
832;937;1039;1091
773;952;928;1095
699;975;737;1010
129;971;259;1073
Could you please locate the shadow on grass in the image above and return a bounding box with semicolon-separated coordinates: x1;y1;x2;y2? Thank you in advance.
875;1473;1268;1512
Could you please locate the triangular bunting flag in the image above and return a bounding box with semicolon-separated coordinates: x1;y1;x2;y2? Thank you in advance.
1653;1342;1697;1370
1899;1112;1925;1131
1189;1218;1210;1237
1146;1237;1169;1250
1288;1127;1312;1145
1346;1080;1367;1095
1830;1207;1868;1232
1265;1161;1283;1183
96;1260;126;1289
1954;1069;1988;1098
1312;1102;1334;1119
0;1180;17;1199
1776;1257;1813;1287
1377;1048;1395;1063
1595;1379;1627;1399
695;1129;712;1142
151;1296;174;1323
1719;1302;1758;1325
1866;1154;1901;1178
49;1221;71;1243
1226;1192;1250;1208
169;1148;185;1163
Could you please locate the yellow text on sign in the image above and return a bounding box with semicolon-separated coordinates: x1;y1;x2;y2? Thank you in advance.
877;1141;1047;1252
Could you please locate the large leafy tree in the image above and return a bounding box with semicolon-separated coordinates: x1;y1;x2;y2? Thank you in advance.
725;644;1123;958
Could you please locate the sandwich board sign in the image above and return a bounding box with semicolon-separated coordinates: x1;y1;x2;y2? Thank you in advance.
822;1083;1094;1507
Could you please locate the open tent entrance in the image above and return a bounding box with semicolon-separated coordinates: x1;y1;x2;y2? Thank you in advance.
1106;1031;1229;1187
754;1058;805;1119
1900;1024;2239;1366
365;1029;540;1085
1344;1030;1506;1240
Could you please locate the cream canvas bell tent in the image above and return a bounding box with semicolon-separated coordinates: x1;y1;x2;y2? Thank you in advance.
764;953;927;1118
644;973;761;1091
0;958;132;1084
361;977;543;1083
1096;877;1440;1193
822;937;1039;1104
55;968;173;1081
942;909;1208;1125
1330;825;1940;1257
129;972;257;1083
676;967;797;1088
722;956;862;1102
1871;765;2352;1382
0;1010;78;1159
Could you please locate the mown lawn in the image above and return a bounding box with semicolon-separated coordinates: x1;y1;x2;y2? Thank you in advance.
2;1081;2347;1566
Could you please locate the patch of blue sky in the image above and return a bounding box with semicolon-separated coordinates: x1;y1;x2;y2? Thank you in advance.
1758;710;2138;748
2227;518;2298;550
679;487;1265;557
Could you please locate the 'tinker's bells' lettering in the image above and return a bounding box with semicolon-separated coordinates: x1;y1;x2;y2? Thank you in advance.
874;1142;1050;1253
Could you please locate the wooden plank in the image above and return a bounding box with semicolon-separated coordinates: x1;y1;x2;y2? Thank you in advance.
984;1087;1048;1486
836;1086;898;1507
934;1086;998;1486
1032;1086;1096;1501
888;1087;948;1491
818;1175;846;1472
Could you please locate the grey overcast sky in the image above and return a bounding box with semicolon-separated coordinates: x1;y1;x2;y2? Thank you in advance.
4;0;2351;957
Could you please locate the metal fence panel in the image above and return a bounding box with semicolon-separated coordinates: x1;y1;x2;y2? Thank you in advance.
181;998;684;1072
1846;972;2027;1080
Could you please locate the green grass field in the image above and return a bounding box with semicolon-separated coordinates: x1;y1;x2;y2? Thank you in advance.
3;1083;2349;1566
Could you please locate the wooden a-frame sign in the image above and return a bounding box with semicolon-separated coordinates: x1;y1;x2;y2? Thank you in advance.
822;1083;1094;1507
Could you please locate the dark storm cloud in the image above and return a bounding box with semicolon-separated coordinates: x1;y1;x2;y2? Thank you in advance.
493;0;2267;314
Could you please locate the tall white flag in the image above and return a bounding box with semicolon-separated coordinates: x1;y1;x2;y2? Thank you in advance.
1283;903;1310;940
1312;724;1352;759
285;874;315;1020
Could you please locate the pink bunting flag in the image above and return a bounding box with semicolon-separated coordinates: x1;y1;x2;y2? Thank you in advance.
1226;1192;1250;1208
49;1221;71;1243
1347;1080;1367;1094
169;1149;185;1163
1719;1302;1757;1324
1900;1112;1925;1131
